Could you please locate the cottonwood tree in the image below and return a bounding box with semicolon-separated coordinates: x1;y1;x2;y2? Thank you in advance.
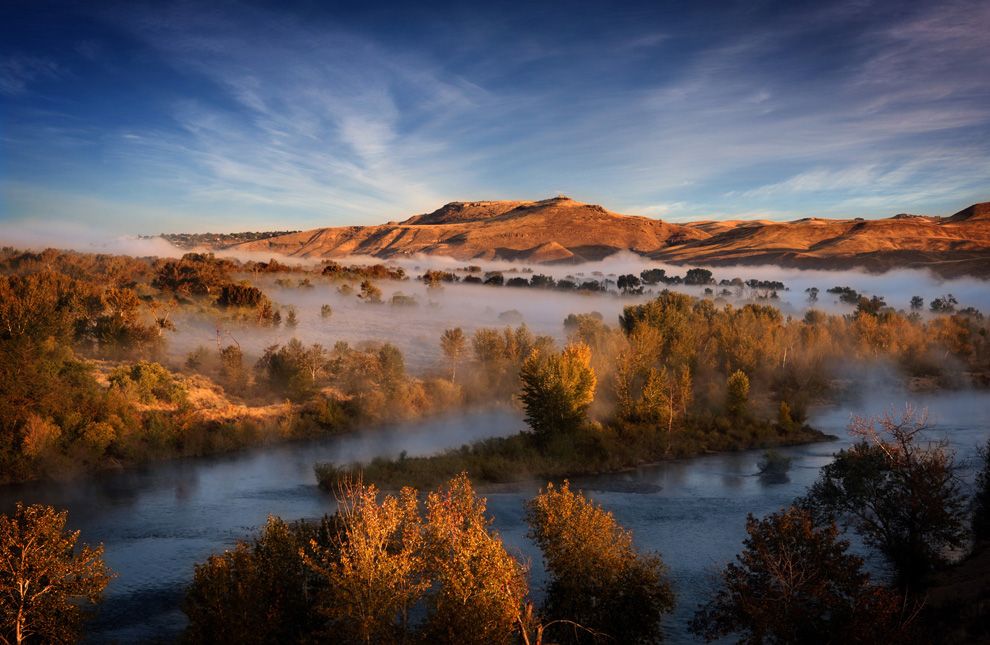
726;369;750;420
691;506;915;644
183;516;328;644
803;406;967;588
519;343;597;444
302;480;428;644
439;328;466;382
0;503;112;645
526;481;674;643
421;473;528;644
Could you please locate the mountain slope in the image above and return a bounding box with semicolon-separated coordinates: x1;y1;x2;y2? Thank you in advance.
233;198;990;277
237;197;707;263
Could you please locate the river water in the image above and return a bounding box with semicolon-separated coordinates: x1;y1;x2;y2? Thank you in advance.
2;392;988;643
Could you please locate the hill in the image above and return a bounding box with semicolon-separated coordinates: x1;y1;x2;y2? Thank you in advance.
231;198;990;277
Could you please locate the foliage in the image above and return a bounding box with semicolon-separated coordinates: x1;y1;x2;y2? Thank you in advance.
519;344;597;444
183;516;330;644
440;327;467;381
257;340;329;400
109;361;187;405
802;407;968;588
972;438;990;543
690;506;913;644
0;503;112;644
726;370;750;419
420;474;529;644
526;481;674;643
153;253;232;296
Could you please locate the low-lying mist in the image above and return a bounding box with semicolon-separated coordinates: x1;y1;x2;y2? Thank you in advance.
164;250;990;373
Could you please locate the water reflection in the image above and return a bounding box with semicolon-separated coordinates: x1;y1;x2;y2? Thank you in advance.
0;392;987;642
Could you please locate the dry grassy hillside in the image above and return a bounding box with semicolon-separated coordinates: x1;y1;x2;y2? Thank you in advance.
234;197;990;277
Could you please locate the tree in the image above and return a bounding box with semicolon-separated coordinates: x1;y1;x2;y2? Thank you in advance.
421;474;528;644
726;369;749;419
803;406;967;588
358;280;383;304
440;328;467;382
303;481;428;644
519;343;597;443
684;268;714;285
690;506;913;644
617;274;642;294
0;503;112;645
183;516;326;644
972;437;990;543
639;268;666;285
805;287;819;303
526;482;674;644
930;294;958;313
910;295;924;311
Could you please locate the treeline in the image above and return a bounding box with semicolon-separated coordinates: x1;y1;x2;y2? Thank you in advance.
420;266;788;297
322;289;990;489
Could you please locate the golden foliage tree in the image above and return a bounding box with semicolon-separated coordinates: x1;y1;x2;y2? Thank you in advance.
303;481;428;643
526;481;674;643
439;328;467;382
421;473;528;644
0;503;112;645
519;343;597;442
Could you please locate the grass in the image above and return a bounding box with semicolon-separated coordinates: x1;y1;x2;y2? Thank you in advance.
316;416;833;491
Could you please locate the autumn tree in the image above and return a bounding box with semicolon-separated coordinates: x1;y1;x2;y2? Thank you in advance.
691;506;913;644
519;343;597;444
803;406;967;588
183;515;329;644
526;481;674;643
421;473;528;644
726;369;750;420
303;480;427;643
358;280;383;304
0;503;112;645
439;328;467;382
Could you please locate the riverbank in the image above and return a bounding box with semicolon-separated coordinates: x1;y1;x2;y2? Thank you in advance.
316;417;833;491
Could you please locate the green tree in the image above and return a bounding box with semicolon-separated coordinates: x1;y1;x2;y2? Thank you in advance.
803;407;967;588
526;481;674;643
691;506;912;644
0;503;112;645
519;344;597;443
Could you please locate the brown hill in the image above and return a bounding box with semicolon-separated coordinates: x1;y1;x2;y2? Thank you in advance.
237;197;706;263
233;199;990;277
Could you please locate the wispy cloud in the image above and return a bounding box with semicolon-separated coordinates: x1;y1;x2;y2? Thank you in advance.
2;0;988;230
0;55;60;96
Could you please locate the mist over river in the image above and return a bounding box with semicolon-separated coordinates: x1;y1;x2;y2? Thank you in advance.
1;392;988;643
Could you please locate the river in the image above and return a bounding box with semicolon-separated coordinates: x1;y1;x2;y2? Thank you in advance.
2;392;988;643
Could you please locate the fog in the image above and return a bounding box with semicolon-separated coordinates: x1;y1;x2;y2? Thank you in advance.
163;251;989;373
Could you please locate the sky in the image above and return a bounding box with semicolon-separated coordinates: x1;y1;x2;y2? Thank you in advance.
1;0;988;234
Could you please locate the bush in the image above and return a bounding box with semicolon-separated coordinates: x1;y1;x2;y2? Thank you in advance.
109;361;187;405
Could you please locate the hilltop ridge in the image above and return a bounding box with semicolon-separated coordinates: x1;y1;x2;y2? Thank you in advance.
230;198;990;277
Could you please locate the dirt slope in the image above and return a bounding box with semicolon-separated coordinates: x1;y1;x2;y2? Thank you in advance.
233;198;990;277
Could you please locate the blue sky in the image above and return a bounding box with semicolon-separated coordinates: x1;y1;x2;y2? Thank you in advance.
1;0;988;233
